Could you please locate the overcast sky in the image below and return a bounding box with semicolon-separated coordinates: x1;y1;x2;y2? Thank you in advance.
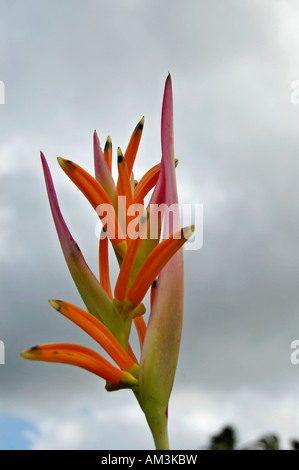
1;0;299;450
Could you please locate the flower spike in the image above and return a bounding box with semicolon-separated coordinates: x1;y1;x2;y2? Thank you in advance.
23;75;194;451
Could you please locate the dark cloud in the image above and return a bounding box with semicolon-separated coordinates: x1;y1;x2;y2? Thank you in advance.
1;0;299;449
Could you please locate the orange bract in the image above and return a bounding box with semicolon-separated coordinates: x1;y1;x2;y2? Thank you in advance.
21;343;125;384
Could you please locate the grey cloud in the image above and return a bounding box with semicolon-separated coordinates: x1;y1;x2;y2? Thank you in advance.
1;0;299;449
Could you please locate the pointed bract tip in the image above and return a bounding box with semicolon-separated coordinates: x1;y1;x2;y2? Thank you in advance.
40;151;48;168
21;346;40;359
175;158;179;168
57;157;75;170
93;130;99;141
117;147;124;162
20;350;29;359
48;299;62;311
104;137;112;151
135;116;144;133
182;225;195;239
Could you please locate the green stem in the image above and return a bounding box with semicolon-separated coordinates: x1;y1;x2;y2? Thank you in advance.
143;404;170;450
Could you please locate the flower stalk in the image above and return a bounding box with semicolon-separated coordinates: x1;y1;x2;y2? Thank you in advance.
21;74;194;450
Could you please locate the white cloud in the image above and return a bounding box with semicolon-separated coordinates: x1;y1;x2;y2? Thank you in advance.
18;386;299;450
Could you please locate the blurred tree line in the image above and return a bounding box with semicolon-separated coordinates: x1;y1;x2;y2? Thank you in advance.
206;426;299;450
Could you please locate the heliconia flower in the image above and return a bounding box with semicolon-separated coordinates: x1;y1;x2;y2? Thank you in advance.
21;74;194;450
